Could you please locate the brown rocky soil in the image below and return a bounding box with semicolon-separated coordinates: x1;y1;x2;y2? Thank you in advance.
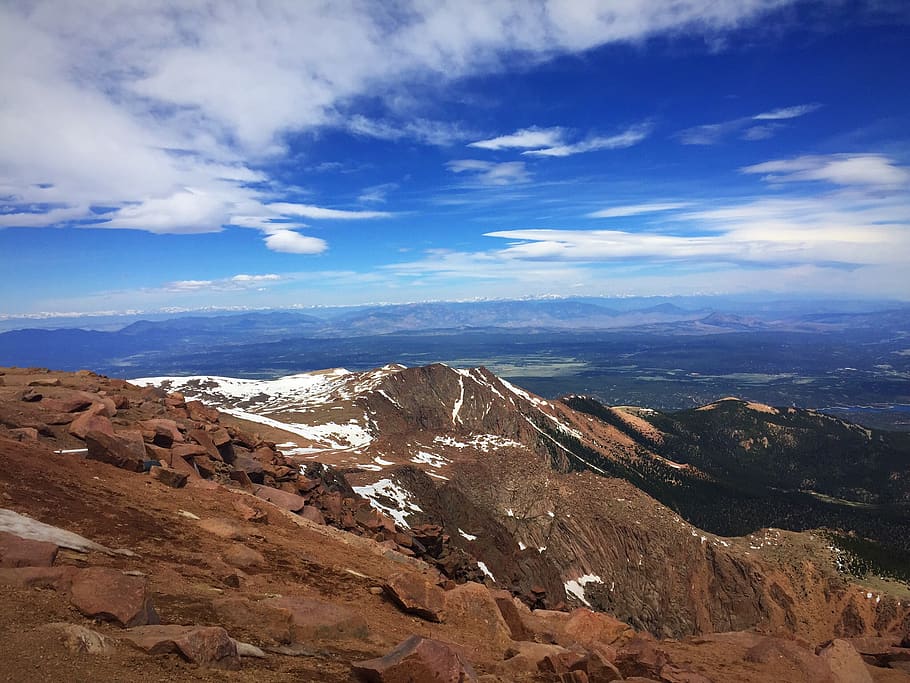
0;365;908;682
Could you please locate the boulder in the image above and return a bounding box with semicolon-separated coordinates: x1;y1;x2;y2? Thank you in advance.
352;635;478;683
188;429;222;460
8;427;39;442
384;571;446;622
443;581;513;654
563;608;635;649
298;505;326;525
818;640;873;683
41;394;93;413
69;413;114;440
186;400;219;423
658;664;714;683
39;622;116;655
615;636;670;680
253;484;306;512
0;530;58;568
498;641;570;677
233;500;268;524
149;465;188;489
140;418;184;448
744;637;833;682
69;567;159;628
266;596;369;642
491;589;533;641
85;429;146;472
233;455;265;484
222;544;266;571
120;624;240;669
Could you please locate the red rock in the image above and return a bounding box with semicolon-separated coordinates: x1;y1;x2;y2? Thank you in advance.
41;394;93;413
229;469;254;489
210;427;232;447
213;596;292;644
266;596;369;642
149;465;188;488
491;589;533;641
85;429;146;472
298;505;326;525
253;484;306;512
140;418;184;447
538;650;588;674
188;429;222;461
8;427;39;442
743;637;833;682
384;571;447;622
69;412;114;440
0;530;58;568
190;454;219;478
170;443;209;461
352;635;478;682
615;636;670;679
168;452;200;479
443;581;513;654
0;565;78;590
69;567;159;628
233;454;265;483
563;608;635;649
233;500;268;524
499;641;570;677
186;400;219;423
818;640;873;683
222;544;266;571
843;636;902;656
120;624;239;669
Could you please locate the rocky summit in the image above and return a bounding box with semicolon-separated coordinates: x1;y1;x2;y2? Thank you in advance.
0;364;908;682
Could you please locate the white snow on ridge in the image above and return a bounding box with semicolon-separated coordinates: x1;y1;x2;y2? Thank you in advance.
564;574;603;607
458;528;478;541
353;478;422;528
411;451;450;468
477;561;496;582
452;374;465;424
220;407;373;450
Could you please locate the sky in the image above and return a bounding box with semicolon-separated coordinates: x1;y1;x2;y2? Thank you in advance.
1;0;909;317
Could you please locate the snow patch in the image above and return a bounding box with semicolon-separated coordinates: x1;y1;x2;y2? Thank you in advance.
411;451;450;469
477;561;496;582
458;529;478;541
352;479;422;528
564;574;603;607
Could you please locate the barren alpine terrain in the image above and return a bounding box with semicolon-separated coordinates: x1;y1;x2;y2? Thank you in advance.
1;364;908;682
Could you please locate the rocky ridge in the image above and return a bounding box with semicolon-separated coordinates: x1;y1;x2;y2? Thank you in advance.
0;364;908;681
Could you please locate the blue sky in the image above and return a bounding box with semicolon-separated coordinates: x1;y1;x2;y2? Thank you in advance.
1;1;909;317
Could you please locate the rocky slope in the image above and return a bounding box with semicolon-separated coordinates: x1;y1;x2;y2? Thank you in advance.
135;363;910;641
1;364;908;682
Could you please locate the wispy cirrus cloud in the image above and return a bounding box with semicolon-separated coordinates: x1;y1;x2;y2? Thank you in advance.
469;127;567;151
446;160;530;186
677;103;821;145
165;273;287;293
587;202;691;218
522;123;652;157
741;153;910;186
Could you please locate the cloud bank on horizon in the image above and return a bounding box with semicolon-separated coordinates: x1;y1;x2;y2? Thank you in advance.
1;0;908;314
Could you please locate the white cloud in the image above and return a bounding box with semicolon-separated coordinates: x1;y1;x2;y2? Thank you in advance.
231;273;282;283
447;160;530;185
469;127;566;150
587;202;690;218
347;115;476;146
678;103;819;145
358;183;399;203
266;203;392;220
753;103;821;120
264;230;328;254
523;124;651;157
1;0;794;245
741;153;910;186
166;280;214;292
